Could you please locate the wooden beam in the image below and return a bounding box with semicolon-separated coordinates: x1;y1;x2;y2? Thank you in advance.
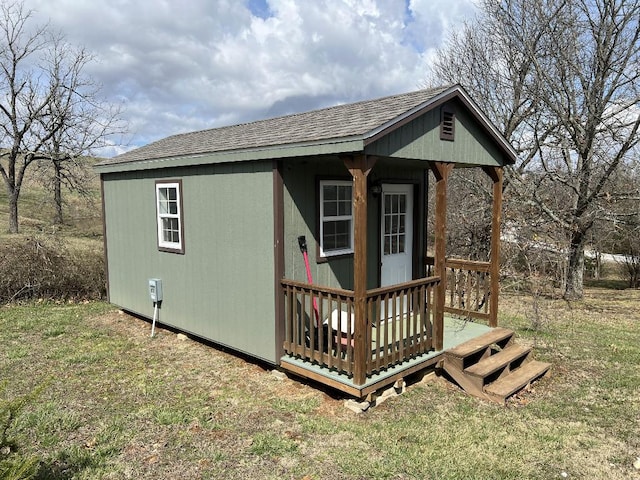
280;359;363;397
273;160;286;361
483;166;503;328
280;353;443;399
100;174;111;303
429;162;453;351
343;154;376;385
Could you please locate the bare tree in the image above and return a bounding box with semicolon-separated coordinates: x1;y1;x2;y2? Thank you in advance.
35;36;124;225
0;1;123;233
620;222;640;288
441;168;494;261
597;164;640;287
428;0;640;299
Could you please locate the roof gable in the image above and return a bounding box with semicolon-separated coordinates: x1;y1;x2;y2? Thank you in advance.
97;85;516;171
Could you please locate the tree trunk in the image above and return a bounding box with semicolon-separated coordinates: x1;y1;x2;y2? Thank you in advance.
565;229;585;299
53;159;63;225
8;189;19;234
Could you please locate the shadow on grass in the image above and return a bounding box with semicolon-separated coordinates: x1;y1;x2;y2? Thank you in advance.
584;278;629;290
34;451;102;480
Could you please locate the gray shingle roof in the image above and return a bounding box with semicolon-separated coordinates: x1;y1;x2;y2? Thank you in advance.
99;85;453;166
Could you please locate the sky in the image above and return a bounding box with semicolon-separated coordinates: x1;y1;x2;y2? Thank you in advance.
24;0;477;157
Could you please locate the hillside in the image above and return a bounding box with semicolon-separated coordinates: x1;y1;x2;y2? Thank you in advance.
0;156;103;238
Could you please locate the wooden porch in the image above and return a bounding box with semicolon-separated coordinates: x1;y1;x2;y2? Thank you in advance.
280;258;499;398
280;314;492;398
276;155;508;398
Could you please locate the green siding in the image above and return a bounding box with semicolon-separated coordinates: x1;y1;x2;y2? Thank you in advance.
366;101;506;166
283;157;426;291
103;161;277;362
283;158;353;290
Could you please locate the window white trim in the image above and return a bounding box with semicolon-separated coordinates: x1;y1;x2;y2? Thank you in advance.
319;179;354;258
156;180;184;253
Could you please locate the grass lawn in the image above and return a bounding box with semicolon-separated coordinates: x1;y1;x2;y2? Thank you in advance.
1;284;639;479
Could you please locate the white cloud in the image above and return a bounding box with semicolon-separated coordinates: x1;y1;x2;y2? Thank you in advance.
24;0;476;156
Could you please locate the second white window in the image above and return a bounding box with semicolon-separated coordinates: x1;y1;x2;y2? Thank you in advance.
319;180;353;257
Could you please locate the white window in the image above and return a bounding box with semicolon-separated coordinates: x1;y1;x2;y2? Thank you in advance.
319;180;353;257
156;181;184;253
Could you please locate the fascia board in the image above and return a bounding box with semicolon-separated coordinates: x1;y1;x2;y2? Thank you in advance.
95;137;365;173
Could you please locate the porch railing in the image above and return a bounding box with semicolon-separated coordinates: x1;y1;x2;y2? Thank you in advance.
281;276;439;380
426;256;491;322
365;277;437;376
281;279;356;376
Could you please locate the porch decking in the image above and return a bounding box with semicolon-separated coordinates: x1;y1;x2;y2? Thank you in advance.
280;316;492;398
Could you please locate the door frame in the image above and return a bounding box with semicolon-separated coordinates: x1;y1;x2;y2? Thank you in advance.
377;181;421;287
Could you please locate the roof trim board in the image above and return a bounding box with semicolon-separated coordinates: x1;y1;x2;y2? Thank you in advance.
97;137;365;173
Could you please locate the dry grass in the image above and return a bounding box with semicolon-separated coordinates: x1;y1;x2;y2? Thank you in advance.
1;283;639;479
0;236;105;303
0;159;102;238
0;166;104;303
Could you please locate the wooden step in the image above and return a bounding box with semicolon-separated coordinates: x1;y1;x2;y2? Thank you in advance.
465;344;532;378
446;327;514;359
485;360;551;402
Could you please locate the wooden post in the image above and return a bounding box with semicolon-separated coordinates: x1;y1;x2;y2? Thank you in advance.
429;162;453;351
483;166;503;328
273;160;286;359
343;154;376;386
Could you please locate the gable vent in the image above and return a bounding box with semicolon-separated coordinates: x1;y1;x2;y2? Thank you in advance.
440;106;455;141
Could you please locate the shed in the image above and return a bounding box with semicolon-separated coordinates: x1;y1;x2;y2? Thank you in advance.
96;85;549;401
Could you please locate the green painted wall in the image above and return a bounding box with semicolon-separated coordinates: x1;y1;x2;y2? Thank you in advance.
282;157;426;291
102;161;277;363
366;100;505;166
282;157;354;290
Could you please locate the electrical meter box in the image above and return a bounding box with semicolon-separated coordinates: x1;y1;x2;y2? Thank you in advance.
148;279;163;302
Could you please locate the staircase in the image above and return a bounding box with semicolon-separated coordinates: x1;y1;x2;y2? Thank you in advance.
442;327;551;404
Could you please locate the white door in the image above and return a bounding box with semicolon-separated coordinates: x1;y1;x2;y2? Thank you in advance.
380;184;413;287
